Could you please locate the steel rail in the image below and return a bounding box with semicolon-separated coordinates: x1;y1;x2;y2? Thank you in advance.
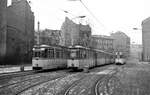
63;74;88;95
95;70;117;95
16;74;68;95
0;70;42;80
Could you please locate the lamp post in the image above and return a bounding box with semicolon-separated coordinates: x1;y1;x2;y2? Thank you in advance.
133;28;142;30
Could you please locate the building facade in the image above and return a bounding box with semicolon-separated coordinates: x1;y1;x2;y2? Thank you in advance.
0;0;7;64
60;17;91;47
91;35;114;52
111;31;130;57
130;44;142;61
142;17;150;61
5;0;34;64
34;29;61;46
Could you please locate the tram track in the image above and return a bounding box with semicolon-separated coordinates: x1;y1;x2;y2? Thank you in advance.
94;69;118;95
63;74;88;95
63;67;118;95
0;71;47;88
0;70;41;80
16;74;67;95
0;70;70;95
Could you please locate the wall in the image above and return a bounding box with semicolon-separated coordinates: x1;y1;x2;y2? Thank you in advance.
142;17;150;61
60;17;91;47
6;0;34;64
0;0;7;64
91;35;114;52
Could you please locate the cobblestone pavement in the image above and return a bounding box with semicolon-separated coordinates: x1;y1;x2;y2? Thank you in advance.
19;65;118;95
1;63;150;95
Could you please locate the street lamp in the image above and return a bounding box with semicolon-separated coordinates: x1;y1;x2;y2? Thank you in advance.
62;10;86;22
133;28;142;30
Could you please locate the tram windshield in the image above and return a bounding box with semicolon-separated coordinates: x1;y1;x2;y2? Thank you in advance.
70;49;77;59
116;54;124;59
33;51;41;57
69;48;87;59
32;48;46;58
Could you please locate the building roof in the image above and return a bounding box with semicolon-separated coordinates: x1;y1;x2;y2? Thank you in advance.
92;35;114;39
111;31;130;39
142;17;150;25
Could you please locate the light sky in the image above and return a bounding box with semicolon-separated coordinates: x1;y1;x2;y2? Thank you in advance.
8;0;150;44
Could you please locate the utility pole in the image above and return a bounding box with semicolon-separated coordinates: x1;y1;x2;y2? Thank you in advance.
37;21;40;45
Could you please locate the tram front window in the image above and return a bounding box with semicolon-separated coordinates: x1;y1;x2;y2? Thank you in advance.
70;49;78;59
33;49;46;58
33;51;41;57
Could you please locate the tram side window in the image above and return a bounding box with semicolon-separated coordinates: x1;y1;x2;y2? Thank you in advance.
43;49;48;58
97;52;102;59
82;50;87;59
56;49;61;59
63;50;67;59
78;49;86;59
48;49;54;58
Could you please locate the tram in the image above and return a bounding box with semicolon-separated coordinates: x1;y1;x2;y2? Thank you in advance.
67;45;115;70
95;49;115;66
115;52;126;65
32;44;68;70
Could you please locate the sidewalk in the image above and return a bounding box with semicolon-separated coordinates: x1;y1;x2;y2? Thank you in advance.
0;65;32;74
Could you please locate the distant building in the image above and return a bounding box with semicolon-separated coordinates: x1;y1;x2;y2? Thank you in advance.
0;0;7;64
60;17;91;47
91;35;114;52
130;44;142;61
5;0;34;64
111;31;130;57
34;29;61;46
142;17;150;61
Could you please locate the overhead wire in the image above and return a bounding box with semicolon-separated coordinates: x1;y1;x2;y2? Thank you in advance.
79;0;109;32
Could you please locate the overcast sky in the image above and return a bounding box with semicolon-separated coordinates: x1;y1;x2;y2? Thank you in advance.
8;0;150;44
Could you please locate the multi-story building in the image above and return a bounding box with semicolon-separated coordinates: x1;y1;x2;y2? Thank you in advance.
60;17;91;47
111;31;130;57
5;0;34;64
0;0;7;64
130;44;142;61
91;35;114;52
142;17;150;61
34;29;61;46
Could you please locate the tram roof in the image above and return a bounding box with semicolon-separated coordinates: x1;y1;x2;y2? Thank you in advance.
93;49;115;55
68;45;92;50
33;44;68;49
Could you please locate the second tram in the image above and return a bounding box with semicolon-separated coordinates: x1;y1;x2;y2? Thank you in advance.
67;45;115;70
